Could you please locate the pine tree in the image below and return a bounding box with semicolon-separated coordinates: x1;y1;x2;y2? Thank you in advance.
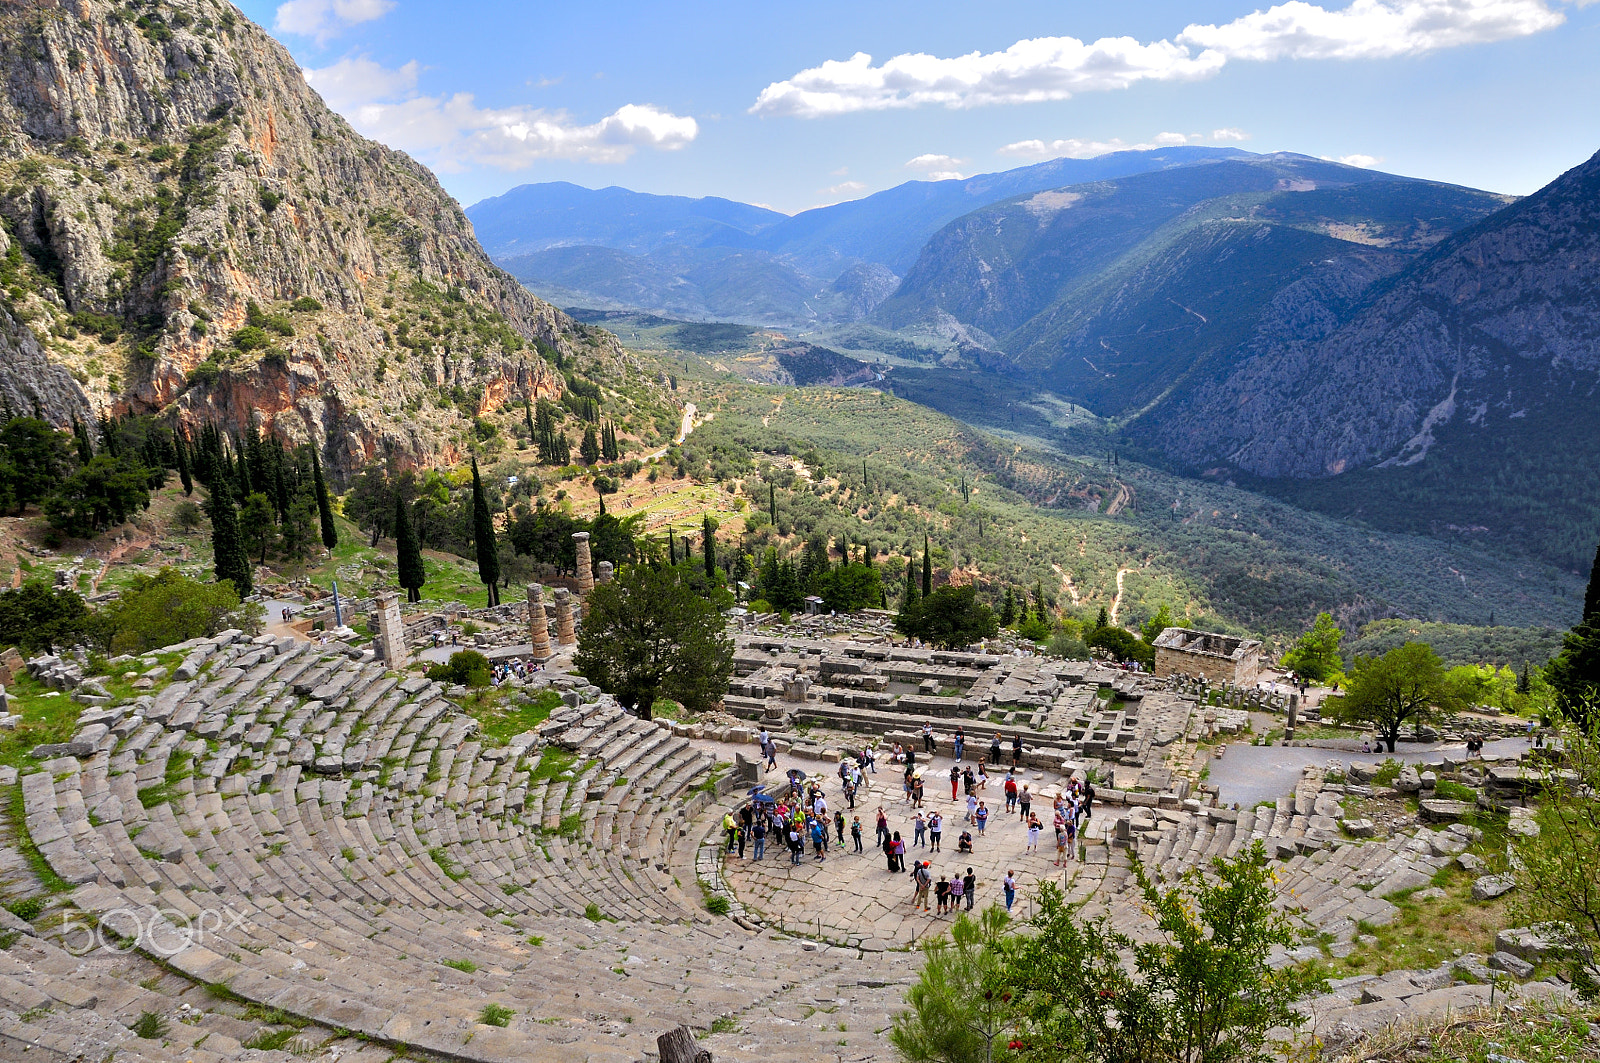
71;419;93;464
1096;606;1109;630
581;425;601;465
207;489;252;597
999;587;1016;626
311;447;337;550
921;536;932;598
395;494;425;603
1585;536;1600;621
175;434;193;496
470;458;500;606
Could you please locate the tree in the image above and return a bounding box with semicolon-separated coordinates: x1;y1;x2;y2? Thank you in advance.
395;494;426;603
1096;606;1109;630
310;447;338;551
812;561;883;614
575;562;734;719
175;433;193;495
345;466;395;546
470;458;501;606
207;489;252;597
426;649;492;688
580;424;601;464
1510;719;1600;999
1330;642;1464;753
1140;604;1174;645
1546;616;1599;729
94;568;244;655
702;514;718;582
44;454;152;537
239;492;277;564
922;536;932;597
279;492;318;561
891;906;1014;1063
0;418;72;514
1087;624;1154;668
1282;612;1344;683
999;587;1016;627
0;581;91;653
1585;536;1600;622
897;585;998;650
1000;845;1326;1063
173;500;203;532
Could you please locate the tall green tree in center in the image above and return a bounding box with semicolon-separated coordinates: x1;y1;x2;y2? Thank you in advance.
310;446;338;551
470;458;501;606
395;494;425;603
207;487;252;598
921;535;932;598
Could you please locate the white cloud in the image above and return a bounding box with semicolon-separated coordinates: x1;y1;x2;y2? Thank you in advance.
275;0;394;43
303;57;697;168
752;0;1564;117
821;180;867;195
905;153;966;169
996;133;1197;160
1336;153;1383;166
1212;127;1251;140
1178;0;1564;61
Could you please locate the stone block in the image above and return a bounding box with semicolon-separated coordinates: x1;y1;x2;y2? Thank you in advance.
1471;873;1515;901
1341;818;1376;838
1488;951;1534;980
1418;799;1470;823
1495;925;1564;962
1394;765;1422;793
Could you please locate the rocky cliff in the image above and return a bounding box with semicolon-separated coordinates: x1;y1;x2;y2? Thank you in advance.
0;0;619;475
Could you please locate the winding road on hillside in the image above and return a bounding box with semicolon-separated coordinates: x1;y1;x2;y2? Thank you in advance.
1109;566;1135;625
647;402;698;460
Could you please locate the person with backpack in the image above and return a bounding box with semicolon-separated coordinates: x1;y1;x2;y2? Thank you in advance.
1003;870;1017;912
834;809;846;845
935;874;951;915
891;831;906;872
912;861;931;911
928;811;943;852
850;815;863;853
752;815;767;861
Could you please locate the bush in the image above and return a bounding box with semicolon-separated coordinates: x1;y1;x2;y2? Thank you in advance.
94;568;244;655
705;894;730;916
426;649;491;688
289;296;322;312
232;325;271;351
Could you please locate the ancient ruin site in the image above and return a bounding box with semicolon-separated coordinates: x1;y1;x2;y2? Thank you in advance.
0;559;1581;1063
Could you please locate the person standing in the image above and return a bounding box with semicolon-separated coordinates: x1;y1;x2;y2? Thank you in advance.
975;801;989;835
966;791;978;823
1003;870;1017;912
752;815;767;861
962;868;976;911
851;815;863;853
949;764;961;801
1011;734;1023;769
1018;784;1032;822
953;726;965;763
935;874;951;915
834;809;846;845
913;861;931;911
876;807;890;850
1004;773;1018;813
892;831;906;872
724;811;737;853
922;723;935;754
949;873;964;911
913;811;926;848
990;732;1003;765
1026;816;1041;855
928;811;943;852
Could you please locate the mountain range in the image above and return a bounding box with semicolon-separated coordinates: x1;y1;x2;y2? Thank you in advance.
473;148;1600;579
467;147;1252;326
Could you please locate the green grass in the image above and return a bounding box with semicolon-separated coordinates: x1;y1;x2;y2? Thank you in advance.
478;1004;514;1027
441;958;478;973
130;1011;169;1039
136;752;194;809
705;895;730;916
1338;995;1598;1063
3;783;72;893
527;747;577;783
428;847;468;882
0;673;84;771
458;689;562;745
242;1028;302;1051
1433;779;1477;802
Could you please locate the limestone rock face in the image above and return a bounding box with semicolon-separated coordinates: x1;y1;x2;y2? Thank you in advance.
0;0;618;474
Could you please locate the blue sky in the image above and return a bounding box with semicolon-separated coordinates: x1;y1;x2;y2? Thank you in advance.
236;0;1600;213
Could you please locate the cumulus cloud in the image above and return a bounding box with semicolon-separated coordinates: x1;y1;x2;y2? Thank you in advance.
1212;127;1250;140
1177;0;1564;61
1336;153;1383;166
906;153;966;170
752;0;1564;117
821;180;867;195
303;57;697;168
275;0;394;43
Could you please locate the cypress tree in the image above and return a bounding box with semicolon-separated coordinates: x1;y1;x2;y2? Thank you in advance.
703;515;717;581
1585;536;1600;621
769;483;777;527
175;434;193;495
669;529;677;565
921;536;932;598
208;489;252;597
581;424;601;464
395;494;425;603
311;447;337;550
71;419;93;464
470;458;500;606
904;555;918;606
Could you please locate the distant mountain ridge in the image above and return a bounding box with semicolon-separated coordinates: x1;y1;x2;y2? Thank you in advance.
467;147;1253;326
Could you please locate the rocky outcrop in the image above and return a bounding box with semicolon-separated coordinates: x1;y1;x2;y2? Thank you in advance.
0;0;621;475
1153;147;1600;480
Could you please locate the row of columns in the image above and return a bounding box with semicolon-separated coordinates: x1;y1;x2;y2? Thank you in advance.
526;531;614;657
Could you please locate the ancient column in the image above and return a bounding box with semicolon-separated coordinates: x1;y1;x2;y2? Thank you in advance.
596;561;614;584
373;592;409;669
526;584;553;660
553;588;577;646
574;532;595;596
1285;693;1299;742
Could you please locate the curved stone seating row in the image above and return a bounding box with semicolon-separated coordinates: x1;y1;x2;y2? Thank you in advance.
12;634;799;1060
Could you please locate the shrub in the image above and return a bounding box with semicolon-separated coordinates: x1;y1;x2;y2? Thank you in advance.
425;649;492;688
705;894;730;916
289;296;322;312
478;1004;514;1027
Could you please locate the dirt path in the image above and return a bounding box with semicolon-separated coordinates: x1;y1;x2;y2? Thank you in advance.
1052;562;1082;606
1104;482;1131;517
761;396;783;427
1108;566;1134;625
